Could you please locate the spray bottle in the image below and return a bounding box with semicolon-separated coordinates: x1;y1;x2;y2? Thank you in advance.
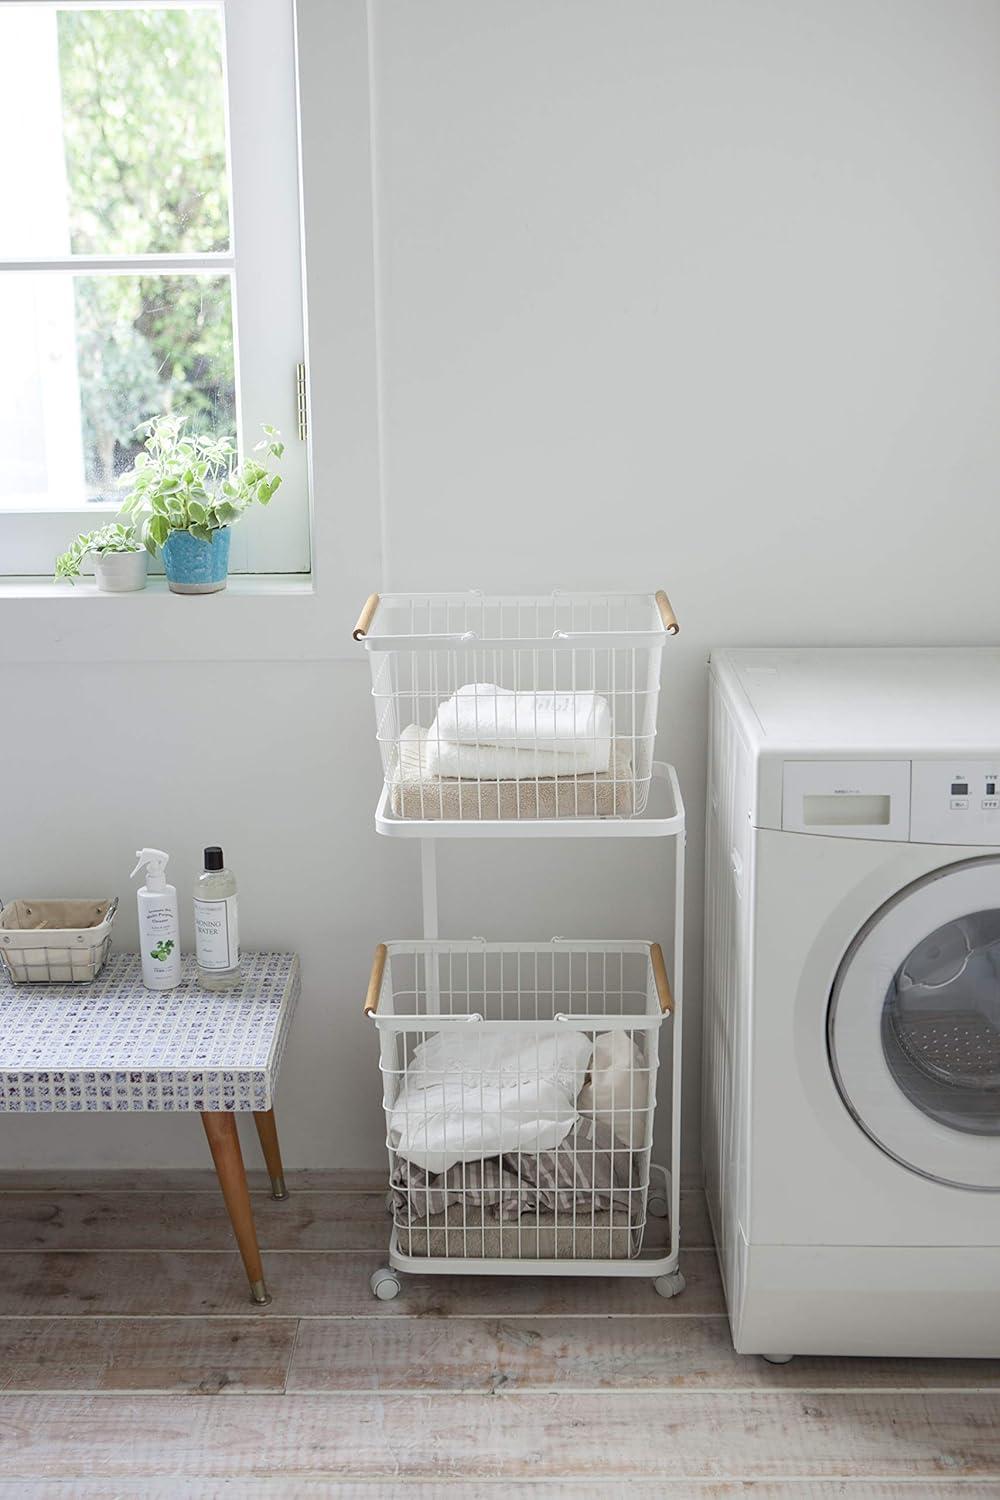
131;848;181;991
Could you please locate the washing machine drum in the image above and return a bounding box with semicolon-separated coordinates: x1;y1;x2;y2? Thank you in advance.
829;856;1000;1191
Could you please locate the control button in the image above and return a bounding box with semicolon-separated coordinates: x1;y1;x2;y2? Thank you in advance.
983;799;999;811
951;798;969;809
988;782;997;797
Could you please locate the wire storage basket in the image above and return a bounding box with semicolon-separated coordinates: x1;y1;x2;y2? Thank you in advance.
364;938;675;1289
353;590;679;821
0;899;118;984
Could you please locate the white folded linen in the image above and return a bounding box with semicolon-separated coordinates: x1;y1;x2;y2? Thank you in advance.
388;1028;592;1175
425;735;595;781
392;725;636;817
429;684;611;773
577;1031;650;1149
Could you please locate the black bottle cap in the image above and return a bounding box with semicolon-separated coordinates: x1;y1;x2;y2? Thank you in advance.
204;846;224;871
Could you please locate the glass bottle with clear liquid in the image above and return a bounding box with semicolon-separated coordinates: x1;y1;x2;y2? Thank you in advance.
194;846;240;990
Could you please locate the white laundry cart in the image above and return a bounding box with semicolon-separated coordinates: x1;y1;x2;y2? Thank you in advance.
354;589;685;1300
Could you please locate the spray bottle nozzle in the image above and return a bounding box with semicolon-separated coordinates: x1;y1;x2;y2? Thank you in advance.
130;848;170;891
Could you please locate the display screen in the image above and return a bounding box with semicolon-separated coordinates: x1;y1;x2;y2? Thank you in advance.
951;782;969;796
802;794;892;827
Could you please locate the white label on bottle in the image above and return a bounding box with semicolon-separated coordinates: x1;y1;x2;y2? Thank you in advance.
194;896;239;970
143;899;178;967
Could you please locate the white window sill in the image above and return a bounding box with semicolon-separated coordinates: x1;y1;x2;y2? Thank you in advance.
0;573;314;600
0;572;366;664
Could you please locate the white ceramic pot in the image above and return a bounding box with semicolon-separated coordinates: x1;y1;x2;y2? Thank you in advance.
93;549;148;593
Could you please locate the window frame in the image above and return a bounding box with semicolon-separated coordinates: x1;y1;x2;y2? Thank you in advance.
0;0;310;576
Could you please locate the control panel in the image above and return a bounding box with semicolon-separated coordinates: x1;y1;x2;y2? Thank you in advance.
781;758;1000;844
910;760;1000;844
781;761;910;841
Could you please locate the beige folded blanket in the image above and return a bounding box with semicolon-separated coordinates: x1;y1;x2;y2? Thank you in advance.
391;724;634;820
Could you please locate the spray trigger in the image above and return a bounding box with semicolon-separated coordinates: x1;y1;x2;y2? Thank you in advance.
130;849;170;886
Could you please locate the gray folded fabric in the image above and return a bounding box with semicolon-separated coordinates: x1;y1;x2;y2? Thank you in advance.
390;725;635;820
390;1117;646;1259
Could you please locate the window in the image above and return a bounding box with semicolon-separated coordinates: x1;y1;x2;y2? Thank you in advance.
0;0;309;576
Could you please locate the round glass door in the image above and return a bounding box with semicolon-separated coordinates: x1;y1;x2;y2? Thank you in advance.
883;910;1000;1137
829;858;1000;1191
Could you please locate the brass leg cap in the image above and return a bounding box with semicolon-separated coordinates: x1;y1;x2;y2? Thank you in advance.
270;1176;289;1201
250;1279;272;1306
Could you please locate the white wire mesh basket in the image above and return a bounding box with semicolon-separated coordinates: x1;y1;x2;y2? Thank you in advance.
0;898;119;984
365;938;673;1272
353;590;679;821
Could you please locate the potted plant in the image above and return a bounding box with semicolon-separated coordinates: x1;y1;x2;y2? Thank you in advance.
54;522;148;593
121;415;284;594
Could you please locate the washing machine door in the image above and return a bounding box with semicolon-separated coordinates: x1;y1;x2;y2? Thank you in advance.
828;856;1000;1191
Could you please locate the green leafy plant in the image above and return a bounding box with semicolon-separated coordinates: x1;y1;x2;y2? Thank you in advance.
150;938;175;962
120;414;283;553
54;521;144;583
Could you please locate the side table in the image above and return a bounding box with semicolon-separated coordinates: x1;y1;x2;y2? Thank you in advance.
0;951;299;1305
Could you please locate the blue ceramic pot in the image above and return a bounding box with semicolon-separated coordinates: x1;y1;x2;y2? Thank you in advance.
161;527;231;595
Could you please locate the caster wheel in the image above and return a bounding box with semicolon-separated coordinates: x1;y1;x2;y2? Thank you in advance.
653;1271;686;1299
761;1353;795;1365
647;1194;669;1219
370;1267;401;1301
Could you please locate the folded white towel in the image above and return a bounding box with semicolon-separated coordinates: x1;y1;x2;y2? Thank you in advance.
430;684;612;773
426;736;595;781
392;725;636;817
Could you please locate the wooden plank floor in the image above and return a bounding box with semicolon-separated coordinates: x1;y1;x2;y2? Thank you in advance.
0;1171;995;1496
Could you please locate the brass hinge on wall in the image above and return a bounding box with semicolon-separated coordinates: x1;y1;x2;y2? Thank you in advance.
296;362;308;442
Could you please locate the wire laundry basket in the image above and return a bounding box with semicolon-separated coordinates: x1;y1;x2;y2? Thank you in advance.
364;937;676;1294
353;590;679;821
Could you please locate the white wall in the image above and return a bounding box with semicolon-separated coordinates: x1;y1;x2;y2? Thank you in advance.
3;0;999;1169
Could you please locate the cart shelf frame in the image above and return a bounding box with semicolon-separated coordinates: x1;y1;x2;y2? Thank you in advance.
356;589;685;1300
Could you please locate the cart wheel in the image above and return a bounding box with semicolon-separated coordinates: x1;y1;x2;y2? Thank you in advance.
653;1271;686;1299
761;1353;794;1365
370;1267;401;1301
647;1194;669;1219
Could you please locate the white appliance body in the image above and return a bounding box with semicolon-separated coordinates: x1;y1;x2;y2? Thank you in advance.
704;648;1000;1358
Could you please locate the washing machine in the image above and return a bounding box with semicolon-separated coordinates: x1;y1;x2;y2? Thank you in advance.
703;647;1000;1359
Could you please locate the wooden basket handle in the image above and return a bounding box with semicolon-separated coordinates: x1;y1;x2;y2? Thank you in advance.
650;942;674;1015
655;589;680;636
353;593;381;641
364;943;388;1016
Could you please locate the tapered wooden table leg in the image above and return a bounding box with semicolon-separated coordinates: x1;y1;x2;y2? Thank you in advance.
253;1107;288;1200
201;1110;271;1305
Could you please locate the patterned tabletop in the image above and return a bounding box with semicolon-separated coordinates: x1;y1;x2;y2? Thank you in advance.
0;952;299;1114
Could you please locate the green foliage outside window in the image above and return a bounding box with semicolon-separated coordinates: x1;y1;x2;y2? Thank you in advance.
57;8;235;493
